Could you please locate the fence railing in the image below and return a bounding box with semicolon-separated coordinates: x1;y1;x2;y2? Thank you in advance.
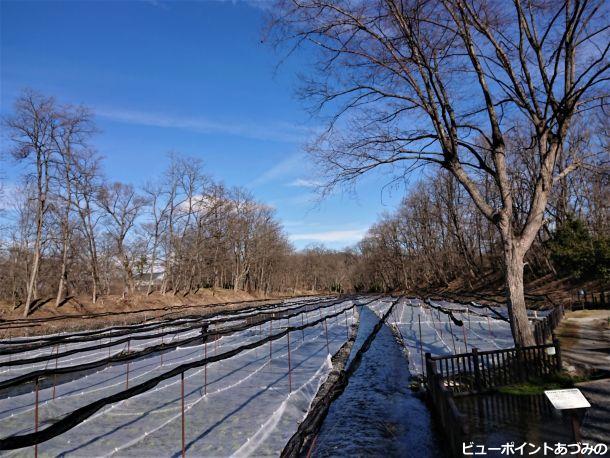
533;303;564;345
425;340;562;457
570;290;609;310
425;357;469;457
425;303;566;456
425;340;562;395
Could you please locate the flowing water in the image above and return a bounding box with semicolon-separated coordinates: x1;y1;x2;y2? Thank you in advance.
311;306;445;457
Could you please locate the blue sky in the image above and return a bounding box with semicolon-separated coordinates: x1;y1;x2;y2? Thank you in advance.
0;0;407;249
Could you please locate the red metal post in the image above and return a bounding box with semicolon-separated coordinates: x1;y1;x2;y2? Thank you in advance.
287;330;292;393
161;332;164;366
418;315;424;372
462;324;469;352
181;372;186;458
269;320;273;362
34;377;39;458
52;344;59;399
204;341;208;396
126;339;131;389
448;319;457;354
324;319;329;354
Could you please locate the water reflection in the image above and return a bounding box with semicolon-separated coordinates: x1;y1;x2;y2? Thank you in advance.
312;307;445;457
456;393;574;455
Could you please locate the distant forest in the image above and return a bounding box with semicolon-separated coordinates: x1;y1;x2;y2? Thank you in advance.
1;91;607;316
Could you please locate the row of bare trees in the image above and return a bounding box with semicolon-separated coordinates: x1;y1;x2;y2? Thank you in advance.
268;0;609;345
1;91;341;315
352;154;608;293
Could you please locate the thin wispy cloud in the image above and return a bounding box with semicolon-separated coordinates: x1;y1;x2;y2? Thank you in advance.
251;153;304;187
287;178;321;188
289;228;367;244
96;107;313;144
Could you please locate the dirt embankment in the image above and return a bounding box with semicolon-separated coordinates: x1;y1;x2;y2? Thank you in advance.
0;289;323;339
556;309;610;378
410;272;607;310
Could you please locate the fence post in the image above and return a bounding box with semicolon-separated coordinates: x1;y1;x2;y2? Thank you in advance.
472;348;482;392
552;336;562;372
516;347;525;382
425;352;432;382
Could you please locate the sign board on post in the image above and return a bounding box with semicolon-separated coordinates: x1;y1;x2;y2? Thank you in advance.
544;389;591;410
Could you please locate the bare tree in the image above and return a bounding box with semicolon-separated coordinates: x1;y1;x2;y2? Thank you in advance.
51;106;94;308
5;91;58;316
98;182;147;296
72;151;104;303
269;0;609;345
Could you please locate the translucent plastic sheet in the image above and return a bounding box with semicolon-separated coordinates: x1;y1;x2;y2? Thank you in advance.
388;298;516;374
0;298;357;457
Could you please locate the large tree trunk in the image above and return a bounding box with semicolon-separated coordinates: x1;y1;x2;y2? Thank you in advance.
503;237;536;347
24;246;41;317
55;207;70;308
55;251;68;308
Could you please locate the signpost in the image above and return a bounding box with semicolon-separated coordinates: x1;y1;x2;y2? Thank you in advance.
544;388;590;410
545;388;591;457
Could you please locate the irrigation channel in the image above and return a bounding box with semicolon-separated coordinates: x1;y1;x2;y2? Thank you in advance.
0;295;552;456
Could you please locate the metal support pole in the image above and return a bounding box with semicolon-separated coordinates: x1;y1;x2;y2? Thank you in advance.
287;330;292;393
126;339;131;389
52;344;59;399
324;319;329;355
448;319;457;354
181;372;186;458
161;332;164;366
204;341;208;396
344;309;349;339
418;315;424;372
34;376;39;458
269;320;273;362
462;324;469;353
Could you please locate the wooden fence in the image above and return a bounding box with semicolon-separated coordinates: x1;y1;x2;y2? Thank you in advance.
570;290;609;310
425;340;562;395
533;303;565;345
425;358;469;457
425;303;565;456
425;340;561;457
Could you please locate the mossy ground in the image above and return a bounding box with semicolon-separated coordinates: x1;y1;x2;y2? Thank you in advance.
497;372;589;395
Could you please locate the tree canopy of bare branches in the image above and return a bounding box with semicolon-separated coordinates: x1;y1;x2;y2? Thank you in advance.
268;0;609;345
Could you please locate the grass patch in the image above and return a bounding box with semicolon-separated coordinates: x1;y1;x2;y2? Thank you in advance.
497;372;588;395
